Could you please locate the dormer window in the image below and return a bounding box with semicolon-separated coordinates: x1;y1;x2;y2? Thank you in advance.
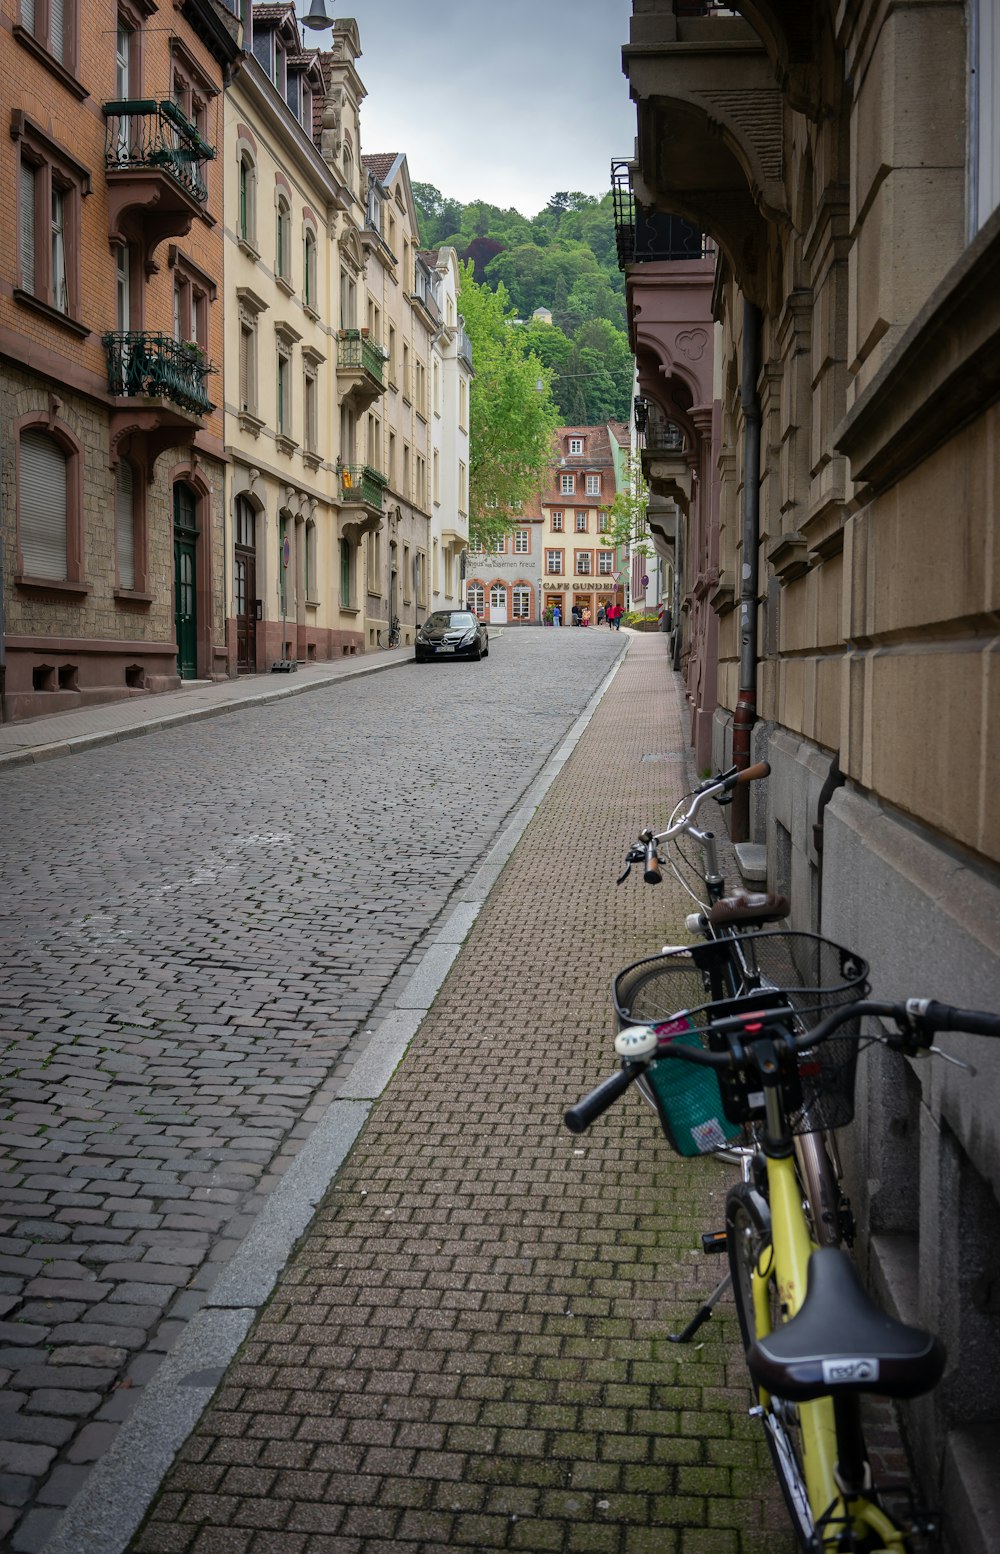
251;25;272;76
569;436;584;455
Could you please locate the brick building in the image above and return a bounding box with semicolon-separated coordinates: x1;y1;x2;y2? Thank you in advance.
1;0;239;719
539;423;627;626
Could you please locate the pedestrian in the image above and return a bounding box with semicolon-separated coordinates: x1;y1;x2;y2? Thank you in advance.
614;603;623;630
571;603;582;627
606;603;616;631
552;603;561;628
597;605;606;625
582;607;591;628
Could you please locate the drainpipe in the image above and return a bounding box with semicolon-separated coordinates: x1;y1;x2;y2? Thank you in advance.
731;300;762;841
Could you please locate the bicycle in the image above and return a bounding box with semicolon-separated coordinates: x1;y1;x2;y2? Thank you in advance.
377;616;401;649
566;959;1000;1551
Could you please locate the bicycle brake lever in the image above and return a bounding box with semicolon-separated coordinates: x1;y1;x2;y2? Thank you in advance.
928;1044;978;1076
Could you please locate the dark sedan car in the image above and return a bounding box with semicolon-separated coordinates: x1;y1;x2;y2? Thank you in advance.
414;610;489;662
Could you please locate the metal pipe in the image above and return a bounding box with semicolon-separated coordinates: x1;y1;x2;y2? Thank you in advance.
731;300;762;841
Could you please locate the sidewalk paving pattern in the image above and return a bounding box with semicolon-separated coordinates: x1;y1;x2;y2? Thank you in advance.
0;630;643;1554
125;635;794;1554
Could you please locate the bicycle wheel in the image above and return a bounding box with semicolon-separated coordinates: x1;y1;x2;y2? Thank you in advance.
726;1181;816;1550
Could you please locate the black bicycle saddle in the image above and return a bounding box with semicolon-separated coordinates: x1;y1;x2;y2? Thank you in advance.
748;1247;945;1402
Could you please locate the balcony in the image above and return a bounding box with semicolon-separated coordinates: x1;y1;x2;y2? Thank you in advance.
336;329;387;409
338;463;388;542
103;331;213;469
103;99;215;255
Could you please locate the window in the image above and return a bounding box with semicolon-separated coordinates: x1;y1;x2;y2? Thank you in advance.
514;530;529;553
551;510;563;532
238;149;257;248
569;437;584;454
171;255;214;351
239;321;256;414
459;378;468;429
367;527;381;593
433;449;440;504
598;550;615;575
387;323;397;384
303;369;317;453
416;453;427;509
415;360;427;417
17;423;83;585
546;550;563;575
466;583;484;615
494;535;505;554
402;341;410;400
459;461;467;513
18;0;77;72
305;520;316;600
277;350;290;435
433;358;441;416
575;511;588;533
576;552;592;575
512;586;531;620
586;474;601;495
340;269;356;328
339;536;353;607
303;227;317;312
598;509;610;532
387;431;396;485
403;442;411;497
275;192;292;286
560;474;575;495
115;457;140;591
366;411;380;468
14;117;89;323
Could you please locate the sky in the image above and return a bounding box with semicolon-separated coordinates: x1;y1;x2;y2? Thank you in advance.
318;0;636;218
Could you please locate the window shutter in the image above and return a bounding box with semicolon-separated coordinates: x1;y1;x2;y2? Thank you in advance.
22;0;35;34
239;325;250;410
19;430;68;580
19;163;36;295
50;0;65;60
116;459;135;590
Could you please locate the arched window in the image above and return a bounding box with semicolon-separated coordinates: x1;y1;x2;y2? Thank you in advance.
466;583;484;616
18;426;79;582
238;149;257;247
115;457;137;590
276;192;292;284
303;226;317;312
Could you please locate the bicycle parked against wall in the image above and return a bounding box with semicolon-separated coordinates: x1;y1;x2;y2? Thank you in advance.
566;954;1000;1551
377;616;401;649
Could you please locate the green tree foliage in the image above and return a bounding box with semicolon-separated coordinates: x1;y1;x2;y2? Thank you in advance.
458;264;560;551
420;184;635;437
599;453;651;559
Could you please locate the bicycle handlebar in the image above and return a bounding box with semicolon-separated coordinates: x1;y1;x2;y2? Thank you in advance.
565;997;1000;1131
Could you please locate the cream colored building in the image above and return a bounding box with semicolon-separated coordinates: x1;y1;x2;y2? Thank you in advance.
426;247;472;614
223;11;380;670
623;4;1000;1546
359;152;434;645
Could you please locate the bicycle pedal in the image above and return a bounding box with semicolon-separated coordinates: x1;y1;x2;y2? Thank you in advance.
701;1231;728;1254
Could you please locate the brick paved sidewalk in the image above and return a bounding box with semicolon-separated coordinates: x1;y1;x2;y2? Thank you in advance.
130;634;793;1554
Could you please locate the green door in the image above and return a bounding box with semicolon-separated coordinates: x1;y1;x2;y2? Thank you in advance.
173;483;198;679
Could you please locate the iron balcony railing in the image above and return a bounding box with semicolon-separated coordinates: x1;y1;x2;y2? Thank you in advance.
102;331;212;415
611;159;715;270
339;463;389;510
457;326;473;367
647;418;686;453
337;330;388;384
103;99;215;204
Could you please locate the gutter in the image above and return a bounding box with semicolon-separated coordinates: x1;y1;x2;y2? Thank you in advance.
731;299;761;840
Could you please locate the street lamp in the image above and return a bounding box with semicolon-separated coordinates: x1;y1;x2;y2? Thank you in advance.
300;0;335;30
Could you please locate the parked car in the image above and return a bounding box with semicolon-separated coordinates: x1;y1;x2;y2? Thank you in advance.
414;610;489;662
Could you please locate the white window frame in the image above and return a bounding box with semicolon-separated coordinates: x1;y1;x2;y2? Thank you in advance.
546;550;562;575
560;473;575;495
586;474;600;495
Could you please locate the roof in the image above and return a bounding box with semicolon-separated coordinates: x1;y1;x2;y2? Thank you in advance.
252;2;295;21
361;152;398;182
608;421;631;447
555;425;616;464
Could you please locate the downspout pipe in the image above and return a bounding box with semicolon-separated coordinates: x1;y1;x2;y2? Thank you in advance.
731;299;762;841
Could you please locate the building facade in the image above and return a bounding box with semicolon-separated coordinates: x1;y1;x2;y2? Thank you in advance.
538;423;624;626
224;8;367;673
464;510;543;626
2;0;239;720
426;246;472;616
622;5;1000;1547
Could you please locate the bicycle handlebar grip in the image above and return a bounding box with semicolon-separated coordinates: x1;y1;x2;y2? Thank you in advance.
733;761;771;786
564;1066;638;1133
643;839;662;885
921;1000;1000;1037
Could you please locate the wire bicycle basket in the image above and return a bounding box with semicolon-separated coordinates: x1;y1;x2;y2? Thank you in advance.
613;933;870;1156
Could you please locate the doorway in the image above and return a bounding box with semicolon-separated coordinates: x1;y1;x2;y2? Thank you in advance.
489;583;508;625
234;495;257;673
173;481;198;679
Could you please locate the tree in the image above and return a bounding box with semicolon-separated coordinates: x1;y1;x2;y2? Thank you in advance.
599;453;651;568
458;264;560;551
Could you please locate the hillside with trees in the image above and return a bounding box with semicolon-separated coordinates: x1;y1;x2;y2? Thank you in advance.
413;186;634;425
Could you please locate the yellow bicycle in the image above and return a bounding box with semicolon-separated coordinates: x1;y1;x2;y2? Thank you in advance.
566;941;1000;1551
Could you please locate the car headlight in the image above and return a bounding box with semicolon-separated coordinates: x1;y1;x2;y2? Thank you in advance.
459;630;475;644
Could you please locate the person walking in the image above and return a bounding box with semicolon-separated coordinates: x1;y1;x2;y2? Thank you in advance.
552;603;562;628
614;603;623;630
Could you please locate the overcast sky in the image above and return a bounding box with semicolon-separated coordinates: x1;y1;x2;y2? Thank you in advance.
324;0;636;218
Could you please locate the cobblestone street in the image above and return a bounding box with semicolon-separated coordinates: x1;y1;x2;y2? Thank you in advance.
0;630;629;1552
